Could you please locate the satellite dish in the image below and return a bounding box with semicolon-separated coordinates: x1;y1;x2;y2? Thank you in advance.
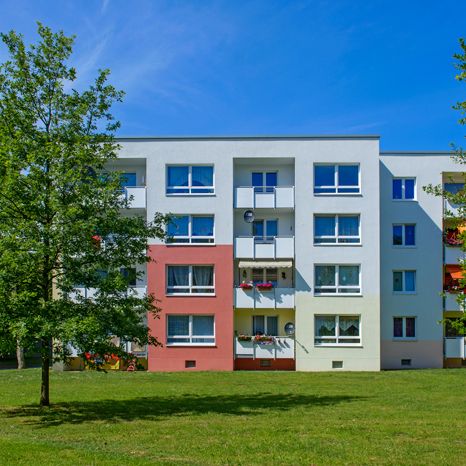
244;210;255;223
284;322;295;335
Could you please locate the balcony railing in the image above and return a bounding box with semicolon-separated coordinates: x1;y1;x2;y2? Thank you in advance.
235;186;294;209
445;247;466;264
234;336;295;359
120;186;146;209
70;286;147;300
444;199;462;217
445;337;465;358
235;287;295;309
444;292;466;312
234;236;294;259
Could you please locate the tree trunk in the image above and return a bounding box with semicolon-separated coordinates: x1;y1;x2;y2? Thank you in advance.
40;338;50;407
16;340;26;370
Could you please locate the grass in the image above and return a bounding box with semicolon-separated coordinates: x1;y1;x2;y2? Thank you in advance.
0;369;465;465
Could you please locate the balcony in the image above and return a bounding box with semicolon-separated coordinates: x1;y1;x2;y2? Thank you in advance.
444;292;465;311
235;236;294;259
235;287;295;309
444;200;462;217
70;286;147;300
120;187;146;209
445;247;465;264
234;336;295;359
235;186;294;209
445;337;465;358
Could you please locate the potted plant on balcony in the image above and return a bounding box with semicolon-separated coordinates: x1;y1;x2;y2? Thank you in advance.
444;228;463;246
237;334;253;342
239;281;253;290
253;335;275;344
256;282;274;291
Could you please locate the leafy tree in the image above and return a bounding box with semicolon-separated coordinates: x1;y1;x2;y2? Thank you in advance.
0;23;167;406
424;38;466;336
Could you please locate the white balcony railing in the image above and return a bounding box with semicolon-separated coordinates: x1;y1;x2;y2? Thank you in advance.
444;292;466;311
444;200;462;217
234;236;294;259
235;186;294;209
445;337;465;358
234;336;295;359
120;187;146;209
445;246;465;264
235;287;295;309
70;286;147;301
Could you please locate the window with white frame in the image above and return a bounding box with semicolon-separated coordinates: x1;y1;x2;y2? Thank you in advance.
393;317;416;339
253;315;278;335
314;215;361;244
393;270;416;293
167;215;214;244
251;268;278;286
315;315;361;345
167;265;214;294
166;165;214;195
315;265;361;295
314;164;360;194
252;172;278;193
392;224;415;246
167;315;215;345
392;178;416;200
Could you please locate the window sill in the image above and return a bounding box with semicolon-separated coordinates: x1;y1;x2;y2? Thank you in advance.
314;344;363;348
166;293;216;297
166;344;216;347
314;293;362;297
165;193;216;197
391;199;417;202
166;243;216;247
392;246;417;249
392;338;417;342
313;243;362;247
393;292;417;295
314;193;362;197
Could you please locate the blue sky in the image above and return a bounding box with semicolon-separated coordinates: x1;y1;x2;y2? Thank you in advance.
1;0;465;149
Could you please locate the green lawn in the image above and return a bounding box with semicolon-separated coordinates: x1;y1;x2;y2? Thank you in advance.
0;369;465;465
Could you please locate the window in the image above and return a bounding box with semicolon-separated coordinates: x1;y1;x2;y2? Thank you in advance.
167;265;214;295
120;267;137;286
392;224;416;246
252;172;278;193
314;164;360;194
393;270;416;293
252;268;278;286
315;265;361;295
119;173;137;188
166;165;214;195
167;215;214;244
392;178;416;200
253;315;279;335
315;315;361;345
252;219;278;242
167;315;215;345
393;317;416;339
314;215;360;244
444;183;463;195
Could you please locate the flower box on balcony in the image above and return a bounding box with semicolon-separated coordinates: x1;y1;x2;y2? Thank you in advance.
254;335;275;344
239;282;253;290
237;335;252;342
256;283;273;291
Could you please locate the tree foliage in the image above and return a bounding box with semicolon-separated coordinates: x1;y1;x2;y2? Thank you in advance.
0;23;168;405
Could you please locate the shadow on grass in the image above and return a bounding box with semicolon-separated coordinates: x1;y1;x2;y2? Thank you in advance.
2;393;363;427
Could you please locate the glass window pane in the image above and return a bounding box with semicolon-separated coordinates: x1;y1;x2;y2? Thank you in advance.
167;166;188;187
253;220;264;237
266;316;278;336
192;216;214;237
192;266;213;287
315;216;336;237
339;316;360;336
405;318;416;337
121;267;137;286
167;315;189;336
168;266;189;287
338;266;359;286
405;179;415;199
392;179;402;199
252;268;264;284
192;166;213;187
253;315;265;335
192;316;214;336
405;271;416;292
393;272;403;291
315;165;335;191
168;216;189;237
393;318;403;337
444;183;463;194
338;165;358;187
266;220;278;238
315;316;336;337
252;172;263;187
338;216;359;237
120;173;137;188
266;172;277;192
405;225;415;246
393;225;403;245
315;266;336;287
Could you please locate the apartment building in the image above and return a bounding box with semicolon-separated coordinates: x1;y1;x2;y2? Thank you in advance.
107;136;465;372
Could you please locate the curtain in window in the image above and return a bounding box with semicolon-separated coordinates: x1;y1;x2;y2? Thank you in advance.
393;318;403;337
315;217;335;237
266;316;278;336
192;266;213;287
167;166;189;187
168;266;189;287
339;266;359;286
315;266;336;287
315;316;336;336
192;217;214;236
405;318;415;337
192;166;213;187
405;271;415;292
338;217;359;237
192;316;214;336
168;315;189;336
168;216;189;236
253;316;265;334
339;316;360;336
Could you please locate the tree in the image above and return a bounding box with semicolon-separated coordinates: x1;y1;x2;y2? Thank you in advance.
424;38;466;336
0;23;168;406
